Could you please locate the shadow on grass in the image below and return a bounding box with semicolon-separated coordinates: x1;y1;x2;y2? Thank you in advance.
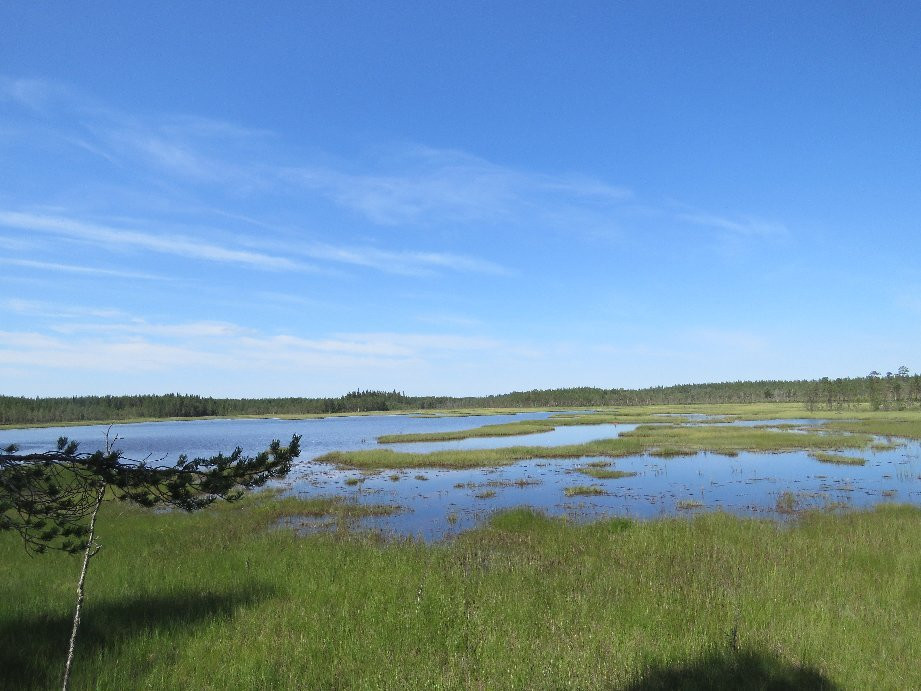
622;647;837;690
0;582;274;690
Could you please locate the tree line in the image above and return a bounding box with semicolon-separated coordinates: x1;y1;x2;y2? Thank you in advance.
2;370;919;426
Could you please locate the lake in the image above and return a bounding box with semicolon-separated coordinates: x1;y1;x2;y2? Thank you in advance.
4;413;920;540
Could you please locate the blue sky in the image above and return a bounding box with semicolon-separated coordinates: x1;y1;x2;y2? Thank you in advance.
1;2;919;396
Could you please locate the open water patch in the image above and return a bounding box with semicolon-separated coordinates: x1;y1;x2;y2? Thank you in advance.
385;423;635;453
290;437;921;541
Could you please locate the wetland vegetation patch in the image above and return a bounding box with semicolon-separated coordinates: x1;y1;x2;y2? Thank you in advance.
809;451;867;466
564;485;608;497
573;465;637;479
317;422;873;469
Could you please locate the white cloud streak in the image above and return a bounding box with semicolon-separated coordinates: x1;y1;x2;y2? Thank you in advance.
282;147;633;227
0;211;312;272
47;319;250;338
0;298;125;320
676;212;788;238
0;76;74;111
290;242;510;276
0;256;167;280
3;77;787;262
1;209;510;278
0;322;509;375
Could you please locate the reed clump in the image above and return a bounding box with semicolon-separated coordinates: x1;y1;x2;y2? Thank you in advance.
809;452;867;466
564;485;608;497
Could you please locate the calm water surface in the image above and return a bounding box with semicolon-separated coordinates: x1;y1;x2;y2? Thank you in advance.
0;412;556;460
5;413;919;540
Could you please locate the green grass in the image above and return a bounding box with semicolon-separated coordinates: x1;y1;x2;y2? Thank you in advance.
376;413;643;444
263;494;402;521
455;479;542;490
809;451;868;466
573;465;637;480
318;424;873;469
377;419;556;443
3;497;921;688
377;410;780;446
824;417;921;440
776;491;798;514
563;485;608;497
590;402;921;426
649;447;699;458
870;440;903;452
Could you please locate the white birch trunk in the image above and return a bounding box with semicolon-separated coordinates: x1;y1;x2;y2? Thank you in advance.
61;483;105;691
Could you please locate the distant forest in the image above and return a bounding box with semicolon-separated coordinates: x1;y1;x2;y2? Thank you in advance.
2;369;919;426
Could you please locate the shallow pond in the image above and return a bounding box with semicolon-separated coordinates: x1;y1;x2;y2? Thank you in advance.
4;413;920;541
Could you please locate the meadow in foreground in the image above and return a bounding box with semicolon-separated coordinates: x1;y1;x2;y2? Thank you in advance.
2;491;920;689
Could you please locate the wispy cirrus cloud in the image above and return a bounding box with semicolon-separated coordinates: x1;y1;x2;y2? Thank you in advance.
320;331;505;357
2;76;268;185
0;76;76;111
0;256;168;281
415;313;483;329
0;209;510;277
0;330;231;372
3;77;786;252
110;132;224;182
676;211;788;238
0;235;38;251
0;211;315;272
0;319;510;376
0;298;126;320
97;119;270;185
0;76;799;392
47;319;251;339
3;80;634;235
282;146;633;227
290;242;510;276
